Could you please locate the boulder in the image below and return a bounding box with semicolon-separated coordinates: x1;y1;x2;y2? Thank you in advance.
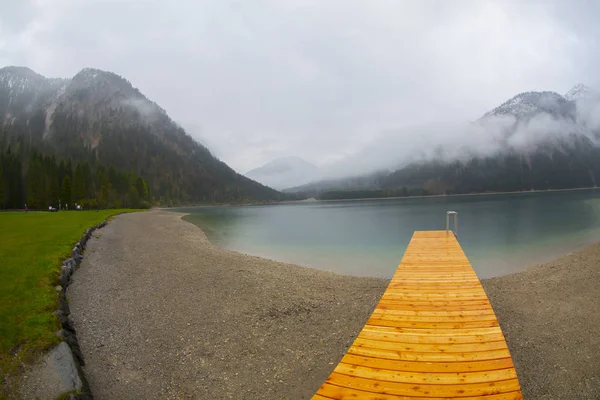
59;264;73;287
50;342;82;391
19;342;85;400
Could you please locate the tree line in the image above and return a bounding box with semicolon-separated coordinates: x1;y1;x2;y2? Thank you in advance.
316;188;431;200
1;92;292;206
0;147;150;210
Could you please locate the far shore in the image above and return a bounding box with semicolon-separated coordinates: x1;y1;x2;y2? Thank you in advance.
51;210;600;399
315;184;600;203
159;185;600;209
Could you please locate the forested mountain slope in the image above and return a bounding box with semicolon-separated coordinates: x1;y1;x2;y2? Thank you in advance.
0;66;284;208
288;85;600;198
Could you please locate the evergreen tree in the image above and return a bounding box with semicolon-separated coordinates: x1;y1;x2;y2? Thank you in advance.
128;184;140;208
3;148;23;209
82;162;95;199
57;159;67;188
135;177;149;200
98;171;112;208
46;155;60;205
0;144;152;210
0;159;4;209
61;175;72;207
27;155;44;209
65;159;73;184
72;163;86;203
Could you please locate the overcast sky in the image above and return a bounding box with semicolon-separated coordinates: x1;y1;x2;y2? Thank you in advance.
1;0;599;173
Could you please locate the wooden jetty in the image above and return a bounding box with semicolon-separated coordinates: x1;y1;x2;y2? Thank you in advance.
312;230;522;399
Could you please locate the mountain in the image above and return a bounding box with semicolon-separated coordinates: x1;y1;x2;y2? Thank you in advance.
283;170;394;198
0;66;285;205
379;133;599;195
245;157;319;190
565;83;595;101
482;91;574;120
289;84;600;198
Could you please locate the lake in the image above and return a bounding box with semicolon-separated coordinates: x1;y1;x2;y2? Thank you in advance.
175;189;600;279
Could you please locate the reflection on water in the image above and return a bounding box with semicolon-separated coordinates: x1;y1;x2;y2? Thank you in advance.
176;189;600;279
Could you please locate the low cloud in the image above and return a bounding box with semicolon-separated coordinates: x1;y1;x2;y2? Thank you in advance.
316;95;600;181
3;1;600;175
119;97;164;124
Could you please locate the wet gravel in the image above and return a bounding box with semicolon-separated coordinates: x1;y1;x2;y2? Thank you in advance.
68;211;387;399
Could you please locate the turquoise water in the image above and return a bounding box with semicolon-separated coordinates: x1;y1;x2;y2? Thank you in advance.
176;190;600;279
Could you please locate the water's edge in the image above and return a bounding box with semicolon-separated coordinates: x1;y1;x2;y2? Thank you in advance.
181;212;600;281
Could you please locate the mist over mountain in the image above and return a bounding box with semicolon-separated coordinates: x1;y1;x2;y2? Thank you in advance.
5;63;600;203
245;157;319;190
0;66;285;205
288;84;600;197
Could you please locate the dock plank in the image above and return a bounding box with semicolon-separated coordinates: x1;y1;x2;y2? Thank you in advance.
312;230;522;399
316;383;523;400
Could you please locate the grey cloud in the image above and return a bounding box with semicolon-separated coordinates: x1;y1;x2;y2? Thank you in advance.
119;98;162;124
1;0;600;173
327;95;600;183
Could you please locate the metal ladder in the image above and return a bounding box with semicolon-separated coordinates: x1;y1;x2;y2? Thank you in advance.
446;211;458;237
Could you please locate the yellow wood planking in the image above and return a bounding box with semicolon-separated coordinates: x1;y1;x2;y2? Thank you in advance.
312;230;522;399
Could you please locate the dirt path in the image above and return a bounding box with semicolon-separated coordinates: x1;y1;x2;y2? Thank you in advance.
68;211;387;399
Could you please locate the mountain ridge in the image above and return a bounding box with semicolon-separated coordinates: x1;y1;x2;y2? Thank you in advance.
482;90;574;120
0;66;285;205
288;84;600;197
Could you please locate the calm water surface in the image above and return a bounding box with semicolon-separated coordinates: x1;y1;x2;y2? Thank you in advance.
175;190;600;279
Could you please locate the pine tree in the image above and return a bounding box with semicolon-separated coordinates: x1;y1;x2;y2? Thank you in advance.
46;156;60;206
128;184;140;208
27;155;44;209
4;147;23;209
72;163;86;204
135;177;149;200
0;159;4;209
65;159;73;183
61;175;72;207
82;162;95;199
97;172;112;208
57;159;67;187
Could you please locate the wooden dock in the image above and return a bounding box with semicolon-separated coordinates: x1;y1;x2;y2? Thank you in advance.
312;231;522;399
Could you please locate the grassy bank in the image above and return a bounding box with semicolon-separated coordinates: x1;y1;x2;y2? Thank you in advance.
0;210;134;392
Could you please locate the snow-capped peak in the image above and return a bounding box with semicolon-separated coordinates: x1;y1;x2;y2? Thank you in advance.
483;91;567;119
0;66;47;94
565;83;594;101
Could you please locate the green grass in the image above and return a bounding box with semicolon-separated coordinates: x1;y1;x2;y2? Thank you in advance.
0;210;135;390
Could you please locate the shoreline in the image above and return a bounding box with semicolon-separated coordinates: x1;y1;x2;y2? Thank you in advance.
66;210;600;399
182;209;600;281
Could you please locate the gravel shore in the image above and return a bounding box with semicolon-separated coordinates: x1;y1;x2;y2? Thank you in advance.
482;244;600;399
68;211;387;399
68;210;600;399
